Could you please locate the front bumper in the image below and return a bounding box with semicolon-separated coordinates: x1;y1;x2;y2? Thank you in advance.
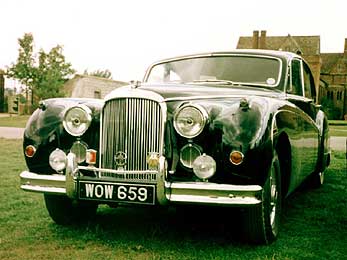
20;171;262;206
20;171;66;194
20;154;262;206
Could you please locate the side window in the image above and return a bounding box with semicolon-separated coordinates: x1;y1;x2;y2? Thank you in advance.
303;62;315;100
288;59;303;96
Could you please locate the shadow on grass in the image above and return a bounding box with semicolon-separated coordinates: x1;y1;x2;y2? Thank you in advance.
49;205;245;247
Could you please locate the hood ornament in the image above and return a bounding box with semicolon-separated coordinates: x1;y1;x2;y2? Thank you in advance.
114;151;127;170
130;80;141;89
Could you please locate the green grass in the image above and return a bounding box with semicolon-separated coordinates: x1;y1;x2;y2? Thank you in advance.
1;138;346;260
329;125;347;137
329;120;347;137
0;115;30;128
329;120;347;126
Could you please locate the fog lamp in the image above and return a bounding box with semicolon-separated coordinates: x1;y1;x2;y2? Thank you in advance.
180;143;201;168
25;145;36;158
70;141;88;163
229;151;244;165
192;154;216;180
86;149;97;165
49;148;67;172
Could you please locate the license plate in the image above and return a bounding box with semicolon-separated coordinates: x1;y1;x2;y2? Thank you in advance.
78;181;155;205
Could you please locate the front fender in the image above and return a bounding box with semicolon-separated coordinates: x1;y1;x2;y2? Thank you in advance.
208;97;276;185
23;98;103;174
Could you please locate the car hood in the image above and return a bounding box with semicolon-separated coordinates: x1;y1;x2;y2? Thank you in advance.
107;82;284;101
106;83;285;151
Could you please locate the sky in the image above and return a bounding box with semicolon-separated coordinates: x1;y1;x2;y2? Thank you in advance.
1;0;347;85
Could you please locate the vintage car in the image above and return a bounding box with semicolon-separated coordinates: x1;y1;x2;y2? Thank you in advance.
20;50;330;244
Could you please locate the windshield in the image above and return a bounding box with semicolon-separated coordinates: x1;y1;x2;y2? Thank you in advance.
145;55;282;87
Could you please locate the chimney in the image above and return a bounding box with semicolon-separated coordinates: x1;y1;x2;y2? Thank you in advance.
259;30;267;49
252;30;259;49
344;38;347;55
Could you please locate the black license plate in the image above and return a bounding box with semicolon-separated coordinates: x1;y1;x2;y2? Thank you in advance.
79;181;155;205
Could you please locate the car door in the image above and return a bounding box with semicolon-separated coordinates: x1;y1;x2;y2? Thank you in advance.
286;58;319;186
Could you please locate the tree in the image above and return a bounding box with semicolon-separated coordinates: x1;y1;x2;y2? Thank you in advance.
320;96;341;120
35;45;75;100
6;33;75;109
6;33;36;108
84;69;112;79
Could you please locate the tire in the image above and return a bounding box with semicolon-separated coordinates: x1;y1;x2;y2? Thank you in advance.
44;194;98;225
241;152;282;244
307;129;326;189
307;171;324;189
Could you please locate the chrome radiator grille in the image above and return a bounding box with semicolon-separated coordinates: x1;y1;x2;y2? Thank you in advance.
100;98;163;171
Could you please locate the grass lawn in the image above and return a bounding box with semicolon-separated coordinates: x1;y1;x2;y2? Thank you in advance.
0;115;30;128
0;138;346;260
329;125;347;137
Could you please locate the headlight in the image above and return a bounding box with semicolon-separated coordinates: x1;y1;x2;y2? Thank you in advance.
63;105;92;136
49;148;67;172
173;104;208;138
193;154;216;180
180;143;202;168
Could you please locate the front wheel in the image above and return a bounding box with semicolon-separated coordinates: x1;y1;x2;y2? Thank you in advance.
44;194;98;225
307;171;324;188
241;152;282;244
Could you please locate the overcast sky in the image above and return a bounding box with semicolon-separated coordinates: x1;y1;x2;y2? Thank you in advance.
1;0;346;83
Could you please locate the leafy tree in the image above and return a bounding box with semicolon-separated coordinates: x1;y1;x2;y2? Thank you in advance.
84;69;112;79
35;45;75;100
6;33;36;106
6;33;75;109
320;96;342;119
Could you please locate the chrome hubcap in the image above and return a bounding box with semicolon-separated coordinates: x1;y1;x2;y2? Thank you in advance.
319;172;324;185
269;165;278;232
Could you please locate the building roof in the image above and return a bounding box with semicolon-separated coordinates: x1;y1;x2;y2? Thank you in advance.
321;53;347;74
237;35;320;55
320;53;343;73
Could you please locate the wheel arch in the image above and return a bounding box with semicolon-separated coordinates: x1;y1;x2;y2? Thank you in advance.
274;132;292;197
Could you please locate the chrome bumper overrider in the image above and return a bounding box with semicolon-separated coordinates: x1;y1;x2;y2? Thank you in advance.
20;153;262;206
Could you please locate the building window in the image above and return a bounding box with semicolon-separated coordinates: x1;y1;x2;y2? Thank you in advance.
94;90;101;99
336;91;343;101
327;91;334;100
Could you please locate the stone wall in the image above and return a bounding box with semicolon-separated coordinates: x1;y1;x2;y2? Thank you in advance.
64;74;128;99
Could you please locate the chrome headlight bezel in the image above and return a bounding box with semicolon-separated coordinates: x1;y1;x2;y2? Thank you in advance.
173;104;208;138
63;105;92;137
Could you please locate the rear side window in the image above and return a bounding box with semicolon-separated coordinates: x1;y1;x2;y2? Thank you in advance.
303;63;315;99
288;59;303;96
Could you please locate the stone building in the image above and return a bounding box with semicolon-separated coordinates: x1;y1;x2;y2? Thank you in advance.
319;40;347;119
237;31;347;119
64;74;128;99
237;30;321;96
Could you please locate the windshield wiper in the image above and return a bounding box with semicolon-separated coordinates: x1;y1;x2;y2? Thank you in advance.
189;79;236;85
